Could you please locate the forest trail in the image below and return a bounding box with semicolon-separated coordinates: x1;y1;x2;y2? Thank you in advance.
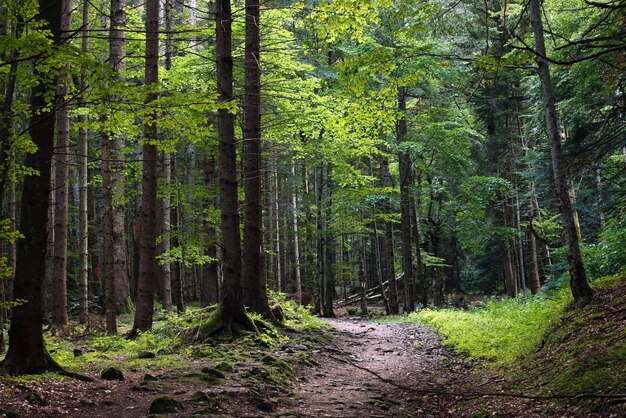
0;318;555;417
274;318;475;417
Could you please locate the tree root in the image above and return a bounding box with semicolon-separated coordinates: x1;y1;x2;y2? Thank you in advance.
330;354;626;402
196;306;259;341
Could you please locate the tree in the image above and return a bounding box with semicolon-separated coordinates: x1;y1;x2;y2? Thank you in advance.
131;0;159;335
242;0;272;317
1;0;65;375
199;0;257;336
50;0;72;327
529;0;594;306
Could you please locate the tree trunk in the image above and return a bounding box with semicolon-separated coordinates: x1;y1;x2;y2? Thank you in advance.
109;0;131;313
242;0;271;317
215;0;247;324
78;0;90;324
380;155;399;314
50;0;73;327
323;174;335;318
274;166;283;292
0;0;63;374
529;0;593;306
200;151;219;306
132;0;159;334
290;160;302;304
397;89;414;312
158;0;174;311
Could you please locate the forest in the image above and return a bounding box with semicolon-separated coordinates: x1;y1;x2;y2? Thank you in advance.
0;0;625;416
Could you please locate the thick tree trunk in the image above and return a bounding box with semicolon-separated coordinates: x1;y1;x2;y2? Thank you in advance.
215;0;247;324
242;0;271;317
529;0;593;306
132;0;159;334
0;0;63;375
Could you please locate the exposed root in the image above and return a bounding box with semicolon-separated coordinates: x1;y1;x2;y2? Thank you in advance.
196;306;259;341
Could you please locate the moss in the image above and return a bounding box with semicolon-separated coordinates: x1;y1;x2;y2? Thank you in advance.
214;361;234;372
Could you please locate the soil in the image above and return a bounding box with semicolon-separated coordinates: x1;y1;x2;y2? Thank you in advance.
0;317;610;417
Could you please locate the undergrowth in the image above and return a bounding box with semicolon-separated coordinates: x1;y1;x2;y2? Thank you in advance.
40;293;329;375
403;289;571;365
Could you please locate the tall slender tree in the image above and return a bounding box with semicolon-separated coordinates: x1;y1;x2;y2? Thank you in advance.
131;0;159;335
50;0;72;327
529;0;594;306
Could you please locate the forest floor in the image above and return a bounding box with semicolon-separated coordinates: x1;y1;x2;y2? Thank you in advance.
0;314;621;417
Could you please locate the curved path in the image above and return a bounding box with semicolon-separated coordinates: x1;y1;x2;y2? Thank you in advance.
276;318;475;417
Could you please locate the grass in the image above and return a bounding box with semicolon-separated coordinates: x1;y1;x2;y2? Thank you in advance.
399;271;626;409
401;289;571;365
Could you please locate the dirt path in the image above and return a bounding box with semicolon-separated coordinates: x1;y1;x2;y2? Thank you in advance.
274;318;474;417
0;318;539;417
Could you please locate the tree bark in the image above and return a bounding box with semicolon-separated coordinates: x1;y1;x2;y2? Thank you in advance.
397;89;415;312
109;0;130;313
215;0;247;324
0;0;64;375
290;160;302;304
242;0;271;317
529;0;593;306
50;0;73;327
380;155;399;314
77;0;90;324
132;0;159;334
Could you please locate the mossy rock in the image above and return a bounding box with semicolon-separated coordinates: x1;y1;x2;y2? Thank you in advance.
149;396;183;414
213;361;234;373
201;367;225;379
101;367;124;381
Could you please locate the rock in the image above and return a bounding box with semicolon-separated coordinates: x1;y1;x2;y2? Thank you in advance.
101;367;124;381
144;374;158;381
137;351;156;359
293;345;308;351
252;397;274;412
200;367;225;379
190;391;211;402
26;391;46;406
149;396;183;414
80;399;95;406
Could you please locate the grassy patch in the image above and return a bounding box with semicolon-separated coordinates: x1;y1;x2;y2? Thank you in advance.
404;290;571;365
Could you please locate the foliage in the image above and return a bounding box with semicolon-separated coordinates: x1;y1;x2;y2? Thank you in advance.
584;207;626;279
404;290;572;365
268;290;329;331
